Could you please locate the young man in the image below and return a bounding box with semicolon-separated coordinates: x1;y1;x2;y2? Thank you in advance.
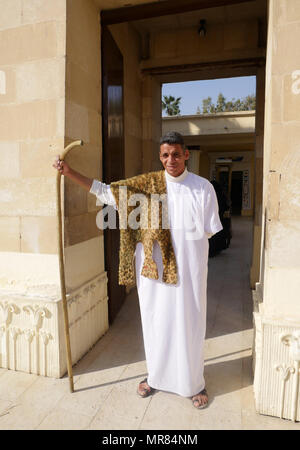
53;131;223;409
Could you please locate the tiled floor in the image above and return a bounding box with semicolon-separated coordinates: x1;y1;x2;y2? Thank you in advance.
0;216;299;430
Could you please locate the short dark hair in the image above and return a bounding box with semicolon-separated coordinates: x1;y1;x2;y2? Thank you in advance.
160;131;185;148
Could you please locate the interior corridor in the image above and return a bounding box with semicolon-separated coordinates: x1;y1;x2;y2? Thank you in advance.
0;216;299;430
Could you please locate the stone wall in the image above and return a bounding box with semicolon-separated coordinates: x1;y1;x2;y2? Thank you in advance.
0;0;66;294
64;0;105;289
261;0;300;318
142;75;162;173
0;0;109;378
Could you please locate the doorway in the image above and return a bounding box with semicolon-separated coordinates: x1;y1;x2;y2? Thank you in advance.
101;0;266;319
231;170;243;215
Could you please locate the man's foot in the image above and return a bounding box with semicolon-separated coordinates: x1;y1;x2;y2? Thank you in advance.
137;378;154;398
191;388;208;409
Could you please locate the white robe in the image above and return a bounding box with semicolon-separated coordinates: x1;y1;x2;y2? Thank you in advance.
90;169;223;397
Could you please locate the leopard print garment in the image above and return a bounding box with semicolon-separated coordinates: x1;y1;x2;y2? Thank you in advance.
110;170;178;286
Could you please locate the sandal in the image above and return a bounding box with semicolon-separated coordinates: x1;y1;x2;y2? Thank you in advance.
137;377;154;398
192;388;208;409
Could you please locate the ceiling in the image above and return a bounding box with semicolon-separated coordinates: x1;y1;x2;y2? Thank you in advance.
95;0;161;10
130;0;267;35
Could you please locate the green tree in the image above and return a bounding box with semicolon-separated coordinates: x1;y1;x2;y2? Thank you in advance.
216;93;226;112
162;95;181;116
197;93;256;114
201;96;216;114
241;94;256;110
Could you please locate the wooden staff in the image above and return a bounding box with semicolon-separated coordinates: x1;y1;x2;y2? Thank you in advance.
56;140;83;393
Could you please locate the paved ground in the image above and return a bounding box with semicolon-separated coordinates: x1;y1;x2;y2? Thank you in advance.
0;216;299;430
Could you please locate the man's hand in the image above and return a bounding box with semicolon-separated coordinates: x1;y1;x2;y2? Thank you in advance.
52;155;93;191
53;155;70;176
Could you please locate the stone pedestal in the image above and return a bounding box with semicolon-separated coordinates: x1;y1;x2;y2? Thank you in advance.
253;311;300;422
0;272;108;378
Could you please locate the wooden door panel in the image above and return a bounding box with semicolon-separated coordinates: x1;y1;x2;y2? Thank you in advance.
101;25;126;324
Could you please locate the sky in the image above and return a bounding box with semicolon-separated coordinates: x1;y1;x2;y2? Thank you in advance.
162;76;256;116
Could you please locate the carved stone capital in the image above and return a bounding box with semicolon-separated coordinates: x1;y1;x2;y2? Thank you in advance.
9;327;21;340
0;325;5;337
23;328;35;343
39;330;52;346
281;331;300;362
275;363;295;380
0;302;18;326
23;305;49;330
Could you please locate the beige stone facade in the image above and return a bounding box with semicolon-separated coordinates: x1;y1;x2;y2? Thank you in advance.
0;0;108;378
0;0;299;422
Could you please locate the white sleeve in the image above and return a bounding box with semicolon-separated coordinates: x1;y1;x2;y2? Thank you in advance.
89;179;117;207
204;182;223;239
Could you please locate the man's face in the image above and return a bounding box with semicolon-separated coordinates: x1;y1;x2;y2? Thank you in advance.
159;143;189;177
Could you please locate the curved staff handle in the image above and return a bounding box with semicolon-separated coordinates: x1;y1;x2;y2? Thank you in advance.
56;139;83;393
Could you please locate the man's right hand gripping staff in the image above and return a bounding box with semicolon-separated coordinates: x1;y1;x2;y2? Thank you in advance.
52;156;93;192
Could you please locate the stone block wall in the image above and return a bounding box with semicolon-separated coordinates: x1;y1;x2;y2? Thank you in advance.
259;0;300;318
0;0;66;296
0;0;109;378
64;0;105;291
142;75;162;173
